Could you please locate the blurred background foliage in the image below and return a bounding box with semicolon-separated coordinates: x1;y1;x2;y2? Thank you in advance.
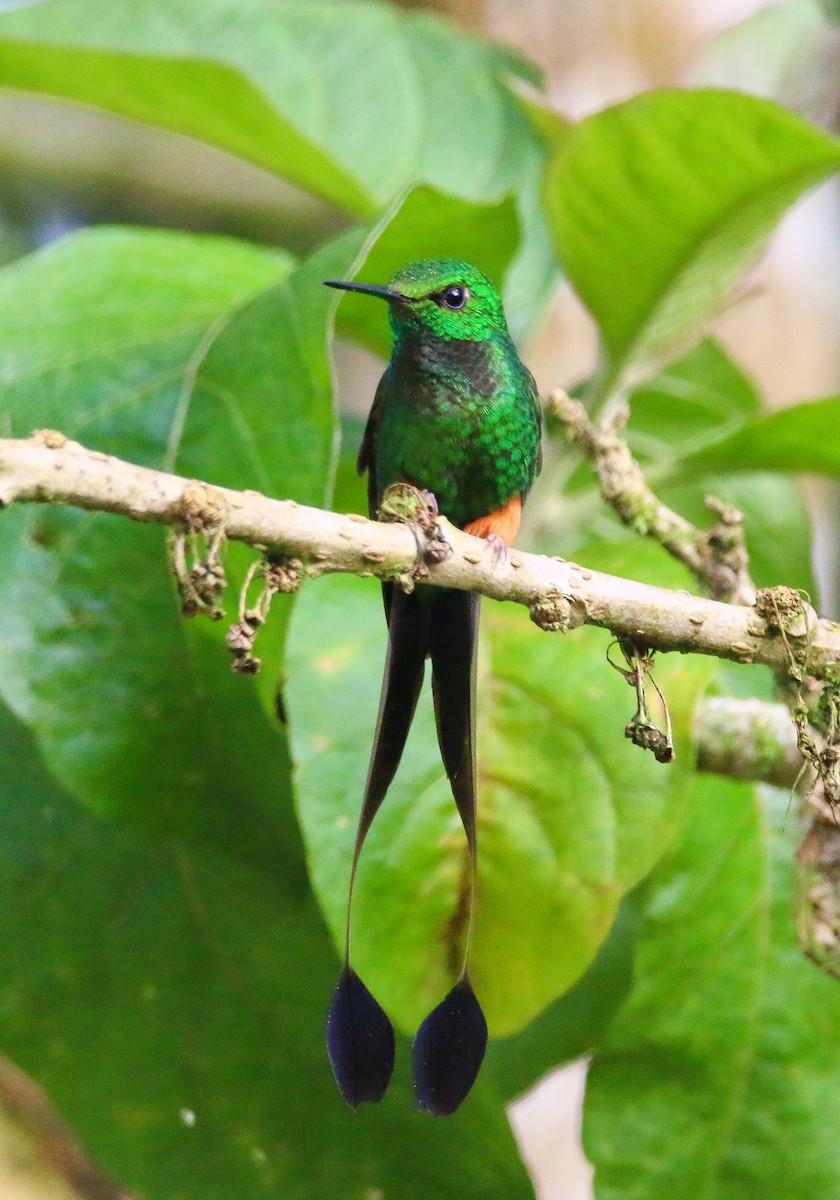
1;1;840;1198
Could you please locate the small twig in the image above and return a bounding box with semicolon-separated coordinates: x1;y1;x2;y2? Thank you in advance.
225;555;304;674
608;639;674;763
701;495;754;606
547;389;756;604
166;479;229;619
753;586;840;809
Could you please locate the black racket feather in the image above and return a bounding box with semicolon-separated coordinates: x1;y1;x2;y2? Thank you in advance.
412;977;487;1115
326;966;395;1109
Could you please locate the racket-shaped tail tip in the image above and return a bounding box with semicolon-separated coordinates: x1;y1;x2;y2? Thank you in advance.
326;966;395;1109
412;976;488;1116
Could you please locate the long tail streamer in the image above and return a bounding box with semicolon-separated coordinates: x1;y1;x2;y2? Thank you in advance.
326;588;487;1114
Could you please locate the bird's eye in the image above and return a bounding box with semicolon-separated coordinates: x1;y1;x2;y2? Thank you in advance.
439;285;469;310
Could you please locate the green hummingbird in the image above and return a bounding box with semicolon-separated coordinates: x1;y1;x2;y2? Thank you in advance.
323;259;542;1115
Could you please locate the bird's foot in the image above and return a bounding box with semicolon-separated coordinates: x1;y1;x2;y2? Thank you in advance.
484;533;509;568
378;482;452;578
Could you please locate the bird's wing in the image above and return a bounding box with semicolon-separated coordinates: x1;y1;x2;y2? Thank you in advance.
357;367;391;519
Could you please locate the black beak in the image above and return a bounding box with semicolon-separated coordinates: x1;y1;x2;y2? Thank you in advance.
324;279;404;301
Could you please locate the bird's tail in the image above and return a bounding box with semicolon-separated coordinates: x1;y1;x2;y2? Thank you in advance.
327;586;487;1113
347;586;479;966
428;588;479;966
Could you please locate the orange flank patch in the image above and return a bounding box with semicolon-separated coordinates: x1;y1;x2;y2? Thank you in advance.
463;494;522;546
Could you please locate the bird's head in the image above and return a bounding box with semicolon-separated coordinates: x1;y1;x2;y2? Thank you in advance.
325;259;507;342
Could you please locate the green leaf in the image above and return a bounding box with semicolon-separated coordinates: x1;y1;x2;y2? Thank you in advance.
679;396;840;478
586;780;840;1199
544;89;840;401
0;0;558;342
0;226;291;448
0;698;535;1200
0;0;541;215
625;338;762;460
624;343;816;593
286;553;712;1037
488;892;639;1101
631;345;817;592
0;225;353;864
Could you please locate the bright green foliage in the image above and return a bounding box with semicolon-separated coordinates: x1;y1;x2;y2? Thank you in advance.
0;0;556;339
0;701;534;1200
0;229;297;864
585;782;840;1200
0;0;540;213
545;89;840;401
0;3;838;1198
679;396;840;478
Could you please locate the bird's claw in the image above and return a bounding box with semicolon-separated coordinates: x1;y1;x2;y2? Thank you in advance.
484;533;509;569
378;482;451;578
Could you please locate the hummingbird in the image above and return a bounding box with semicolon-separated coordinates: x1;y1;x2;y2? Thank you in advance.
323;259;542;1114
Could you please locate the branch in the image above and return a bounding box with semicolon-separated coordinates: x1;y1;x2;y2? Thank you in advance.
548;389;756;604
694;697;809;788
2;432;839;679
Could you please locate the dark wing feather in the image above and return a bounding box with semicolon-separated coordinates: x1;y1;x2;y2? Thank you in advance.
358;368;390;519
358;369;394;620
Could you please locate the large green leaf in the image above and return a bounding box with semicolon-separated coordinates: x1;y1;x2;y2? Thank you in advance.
585;779;840;1199
0;226;291;455
0;0;557;342
0;698;534;1200
0;0;540;211
286;543;712;1037
0;225;351;864
544;89;840;403
487;893;639;1101
678;396;840;478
